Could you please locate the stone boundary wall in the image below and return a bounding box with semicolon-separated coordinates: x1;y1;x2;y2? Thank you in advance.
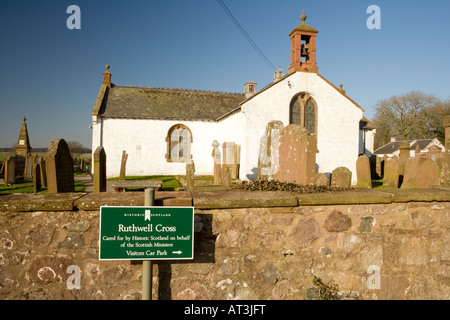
1;189;449;300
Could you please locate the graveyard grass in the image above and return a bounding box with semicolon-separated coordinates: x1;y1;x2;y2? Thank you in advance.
0;179;85;195
108;175;182;191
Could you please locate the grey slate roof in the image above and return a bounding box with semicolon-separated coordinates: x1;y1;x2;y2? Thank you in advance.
98;85;245;121
374;139;433;155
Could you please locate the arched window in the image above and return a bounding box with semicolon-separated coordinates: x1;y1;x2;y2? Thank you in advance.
166;124;192;163
290;99;302;126
289;93;317;134
304;98;316;134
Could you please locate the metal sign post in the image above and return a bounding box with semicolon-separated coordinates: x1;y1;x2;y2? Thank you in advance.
142;188;154;300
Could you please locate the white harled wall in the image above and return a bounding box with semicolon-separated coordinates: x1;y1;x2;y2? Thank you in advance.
240;72;363;184
91;113;246;178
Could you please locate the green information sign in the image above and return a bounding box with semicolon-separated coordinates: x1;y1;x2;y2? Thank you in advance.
99;206;194;260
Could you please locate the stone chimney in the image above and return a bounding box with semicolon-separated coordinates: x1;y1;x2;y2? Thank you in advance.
103;65;111;88
244;81;257;99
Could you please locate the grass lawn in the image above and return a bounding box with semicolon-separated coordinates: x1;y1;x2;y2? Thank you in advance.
0;179;85;195
371;180;398;189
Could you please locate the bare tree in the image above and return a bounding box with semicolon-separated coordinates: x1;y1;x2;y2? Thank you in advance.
66;141;85;155
373;91;449;149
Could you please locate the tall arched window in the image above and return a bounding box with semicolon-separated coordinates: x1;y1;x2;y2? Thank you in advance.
290;99;302;126
289;93;317;134
166;124;192;163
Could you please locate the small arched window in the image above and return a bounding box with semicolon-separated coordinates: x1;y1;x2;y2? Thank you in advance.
166;124;192;163
289;93;317;134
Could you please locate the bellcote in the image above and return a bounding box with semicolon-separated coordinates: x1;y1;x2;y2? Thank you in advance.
288;11;319;73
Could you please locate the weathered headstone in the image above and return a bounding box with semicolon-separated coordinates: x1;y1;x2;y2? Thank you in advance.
274;124;317;185
25;153;33;179
383;157;399;188
33;163;42;193
444;115;450;152
314;173;329;187
232;144;241;180
45;139;74;193
93;146;107;192
119;150;128;181
438;152;450;187
211;140;222;185
428;145;442;162
415;158;441;189
257;121;284;180
222;142;235;182
401;157;420;189
331;166;352;188
398;142;410;175
439;116;450;187
374;155;382;179
186;160;195;193
4;156;16;185
38;157;47;187
356;154;372;188
222;165;232;187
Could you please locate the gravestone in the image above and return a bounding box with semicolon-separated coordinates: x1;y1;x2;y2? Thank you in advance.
25;153;33;179
415;158;440;189
45;139;74;193
401;157;420;189
369;155;381;180
222;165;232;187
33;163;42;193
376;156;382;179
331;167;352;188
4;156;16;185
186;160;195;193
232;144;241;179
38;157;47;187
211;140;222;185
438;152;450;187
93;146;107;192
383;157;399;188
257;121;284;180
427;145;442;162
222;142;235;181
398;142;410;175
356;154;372;188
119;150;128;181
314;173;329;187
274;124;317;185
444;116;450;152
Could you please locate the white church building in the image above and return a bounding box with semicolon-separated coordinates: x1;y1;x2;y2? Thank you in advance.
91;11;375;184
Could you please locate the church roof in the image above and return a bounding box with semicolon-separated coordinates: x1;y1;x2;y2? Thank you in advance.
289;10;318;35
96;85;245;122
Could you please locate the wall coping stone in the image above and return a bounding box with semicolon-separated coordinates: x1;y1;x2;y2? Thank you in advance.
0;189;449;212
0;193;84;211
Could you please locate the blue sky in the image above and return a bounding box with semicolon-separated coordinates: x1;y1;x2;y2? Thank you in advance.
0;0;449;148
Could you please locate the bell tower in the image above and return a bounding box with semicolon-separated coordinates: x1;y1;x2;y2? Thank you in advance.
288;11;319;73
